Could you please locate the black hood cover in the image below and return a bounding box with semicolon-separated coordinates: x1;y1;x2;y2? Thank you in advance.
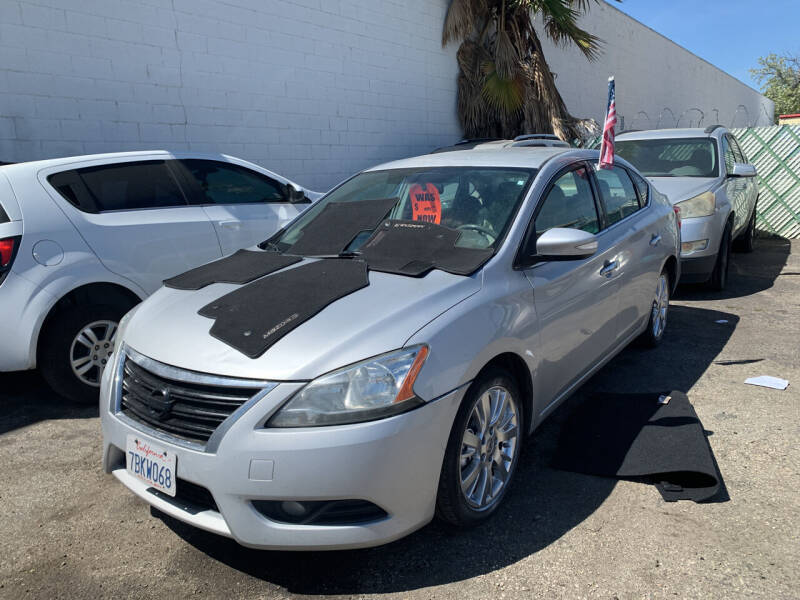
286;197;399;256
360;220;494;277
198;259;369;358
164;250;302;290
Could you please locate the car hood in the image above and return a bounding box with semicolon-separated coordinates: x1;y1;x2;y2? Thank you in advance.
647;177;717;205
122;263;481;381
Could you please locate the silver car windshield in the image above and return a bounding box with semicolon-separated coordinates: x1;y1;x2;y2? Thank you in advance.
272;167;536;251
616;138;719;178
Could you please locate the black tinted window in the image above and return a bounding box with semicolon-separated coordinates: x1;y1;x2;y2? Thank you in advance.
630;170;649;205
178;160;286;205
721;136;735;175
74;161;186;211
595;166;641;225
0;202;8;223
728;135;746;163
536;167;599;235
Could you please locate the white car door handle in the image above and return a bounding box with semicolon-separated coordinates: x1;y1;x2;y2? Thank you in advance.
599;260;619;277
649;234;662;247
219;220;241;231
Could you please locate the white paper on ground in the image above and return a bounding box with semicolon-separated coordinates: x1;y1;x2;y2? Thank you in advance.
744;376;789;390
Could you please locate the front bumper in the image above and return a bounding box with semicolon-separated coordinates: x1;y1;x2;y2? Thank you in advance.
678;213;725;283
100;349;464;550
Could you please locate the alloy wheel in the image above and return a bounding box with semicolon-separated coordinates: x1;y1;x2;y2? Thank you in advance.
459;385;520;511
651;273;669;339
69;320;118;387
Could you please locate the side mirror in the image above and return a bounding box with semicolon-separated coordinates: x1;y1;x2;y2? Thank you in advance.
536;228;598;260
731;163;757;178
285;183;307;203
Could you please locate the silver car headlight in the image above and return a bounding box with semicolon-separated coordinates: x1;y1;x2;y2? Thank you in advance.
675;191;715;218
267;345;429;427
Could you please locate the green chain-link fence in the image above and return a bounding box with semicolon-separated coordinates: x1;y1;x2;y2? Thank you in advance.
731;125;800;239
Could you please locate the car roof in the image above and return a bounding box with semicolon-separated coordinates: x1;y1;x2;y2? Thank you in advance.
0;150;251;174
617;128;724;141
366;147;587;171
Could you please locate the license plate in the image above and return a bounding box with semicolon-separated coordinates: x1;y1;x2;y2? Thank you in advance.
126;434;177;497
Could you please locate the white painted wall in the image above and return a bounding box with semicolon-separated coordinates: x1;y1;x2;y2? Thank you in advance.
0;0;462;191
0;0;773;190
539;2;774;133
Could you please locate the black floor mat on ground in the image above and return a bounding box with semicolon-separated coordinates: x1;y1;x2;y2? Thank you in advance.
287;197;398;256
163;250;301;290
551;391;721;502
198;259;369;358
360;220;494;277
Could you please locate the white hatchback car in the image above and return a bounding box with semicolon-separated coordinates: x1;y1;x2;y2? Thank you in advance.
0;151;319;402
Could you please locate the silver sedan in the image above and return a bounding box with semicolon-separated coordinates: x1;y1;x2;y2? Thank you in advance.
101;147;680;550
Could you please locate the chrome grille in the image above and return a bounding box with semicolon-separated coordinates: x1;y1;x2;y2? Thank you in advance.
120;356;263;445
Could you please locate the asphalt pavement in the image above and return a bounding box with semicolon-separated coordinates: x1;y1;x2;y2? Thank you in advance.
1;236;797;600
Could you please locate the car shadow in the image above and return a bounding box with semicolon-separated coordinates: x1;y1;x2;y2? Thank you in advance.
0;370;97;435
157;302;738;595
674;234;790;301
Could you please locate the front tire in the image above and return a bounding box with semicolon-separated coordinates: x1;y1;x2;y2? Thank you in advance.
708;221;732;291
38;303;127;404
733;199;757;253
436;368;523;528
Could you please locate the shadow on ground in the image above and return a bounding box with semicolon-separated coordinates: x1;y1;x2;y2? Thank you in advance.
675;235;790;301
0;370;96;435
158;302;738;595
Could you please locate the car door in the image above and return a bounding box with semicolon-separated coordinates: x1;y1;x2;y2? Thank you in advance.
592;164;658;341
522;163;622;406
729;134;758;222
45;159;223;294
721;135;749;235
173;159;310;255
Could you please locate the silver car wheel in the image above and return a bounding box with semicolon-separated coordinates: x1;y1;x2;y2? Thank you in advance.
69;320;118;387
459;385;519;511
651;274;669;339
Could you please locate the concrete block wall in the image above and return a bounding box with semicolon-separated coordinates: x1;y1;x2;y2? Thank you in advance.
0;0;773;190
0;0;461;191
540;2;774;133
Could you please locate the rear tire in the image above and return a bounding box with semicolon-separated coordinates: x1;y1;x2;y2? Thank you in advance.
733;199;757;253
708;221;732;291
38;303;128;404
436;368;523;528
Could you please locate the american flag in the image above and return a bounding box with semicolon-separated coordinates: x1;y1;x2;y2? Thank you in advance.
598;76;616;169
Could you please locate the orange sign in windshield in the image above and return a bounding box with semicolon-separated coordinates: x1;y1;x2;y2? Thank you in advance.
409;183;442;224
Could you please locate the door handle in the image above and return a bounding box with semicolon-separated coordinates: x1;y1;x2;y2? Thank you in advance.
599;260;619;277
219;220;241;230
649;234;662;247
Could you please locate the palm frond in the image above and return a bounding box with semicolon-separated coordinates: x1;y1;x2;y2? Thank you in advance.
481;61;525;114
494;28;519;79
443;0;485;46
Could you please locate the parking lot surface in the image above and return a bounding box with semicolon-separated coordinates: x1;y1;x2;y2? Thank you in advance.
1;237;798;600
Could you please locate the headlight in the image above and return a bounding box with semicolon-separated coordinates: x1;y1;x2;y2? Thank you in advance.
675;191;715;218
267;345;429;427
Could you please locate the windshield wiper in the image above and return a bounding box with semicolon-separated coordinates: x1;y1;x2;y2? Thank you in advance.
306;251;363;259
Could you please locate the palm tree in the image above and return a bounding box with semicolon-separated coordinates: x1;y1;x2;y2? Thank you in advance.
442;0;615;142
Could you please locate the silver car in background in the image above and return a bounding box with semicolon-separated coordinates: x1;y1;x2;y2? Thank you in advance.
616;126;758;289
101;147;679;550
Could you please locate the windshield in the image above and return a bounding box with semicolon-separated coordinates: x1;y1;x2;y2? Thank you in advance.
616;138;719;178
270;167;535;252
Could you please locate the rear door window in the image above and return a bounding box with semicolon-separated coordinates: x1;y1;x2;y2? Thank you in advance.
177;159;287;205
535;166;600;235
0;202;8;223
629;170;649;206
594;166;641;226
50;161;187;212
